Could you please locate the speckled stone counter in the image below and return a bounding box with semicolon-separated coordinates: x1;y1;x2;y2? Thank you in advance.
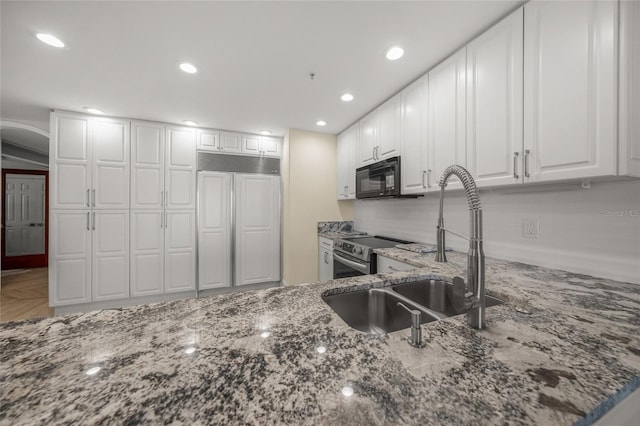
318;231;367;240
1;252;639;425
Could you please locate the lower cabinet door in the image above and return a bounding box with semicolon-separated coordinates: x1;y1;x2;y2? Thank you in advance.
92;210;130;301
130;210;164;297
318;247;333;281
50;210;92;306
165;210;196;293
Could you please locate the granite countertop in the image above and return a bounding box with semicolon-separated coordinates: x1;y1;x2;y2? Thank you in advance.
318;231;368;240
1;251;639;425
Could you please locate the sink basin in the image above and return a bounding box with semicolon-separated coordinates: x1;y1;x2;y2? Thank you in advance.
391;279;503;316
322;288;441;334
323;279;504;334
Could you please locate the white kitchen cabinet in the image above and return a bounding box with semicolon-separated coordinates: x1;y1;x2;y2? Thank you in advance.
377;255;415;274
92;118;130;209
49;210;92;306
164;210;196;293
50;114;91;209
242;134;282;157
197;129;220;152
337;122;358;200
131;121;165;209
130;210;164;297
358;111;377;167
165;126;196;209
50;114;129;209
467;8;523;187
400;75;430;194
523;0;617;182
619;0;640;178
235;174;280;286
91;210;129;301
318;237;333;281
428;48;467;190
219;131;243;153
377;93;401;160
198;172;232;289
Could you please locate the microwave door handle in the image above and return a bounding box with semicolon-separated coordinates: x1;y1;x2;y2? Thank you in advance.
333;252;369;275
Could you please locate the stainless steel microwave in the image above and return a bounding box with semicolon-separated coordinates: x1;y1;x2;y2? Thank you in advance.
356;156;402;199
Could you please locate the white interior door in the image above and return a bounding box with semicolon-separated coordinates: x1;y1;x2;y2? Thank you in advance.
92;210;129;301
235;174;280;286
130;210;164;296
5;175;45;256
198;172;231;289
92;118;130;209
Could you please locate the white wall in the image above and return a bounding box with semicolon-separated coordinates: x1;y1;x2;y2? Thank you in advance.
354;179;640;284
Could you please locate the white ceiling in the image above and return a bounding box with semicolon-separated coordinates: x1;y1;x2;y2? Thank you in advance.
1;1;523;139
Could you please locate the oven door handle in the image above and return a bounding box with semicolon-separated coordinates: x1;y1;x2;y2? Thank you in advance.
333;252;369;275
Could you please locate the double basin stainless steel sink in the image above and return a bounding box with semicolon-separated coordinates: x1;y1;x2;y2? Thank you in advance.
322;279;503;334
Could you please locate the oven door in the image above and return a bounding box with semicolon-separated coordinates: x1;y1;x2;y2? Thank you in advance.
333;251;370;279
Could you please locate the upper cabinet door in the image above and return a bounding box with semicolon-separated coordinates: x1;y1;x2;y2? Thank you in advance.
197;172;231;289
261;136;282;157
242;134;262;155
165;126;196;209
524;1;617;182
400;75;430;194
197;129;220;152
50;113;92;209
92;118;130;209
377;93;401;160
358;111;377;167
219;131;242;153
619;0;640;177
467;7;524;188
131;121;165;209
337;124;358;200
428;48;467;189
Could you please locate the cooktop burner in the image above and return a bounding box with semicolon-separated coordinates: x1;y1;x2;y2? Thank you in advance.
334;235;413;262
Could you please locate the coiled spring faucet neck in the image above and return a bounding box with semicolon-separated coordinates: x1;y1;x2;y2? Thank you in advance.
435;165;486;329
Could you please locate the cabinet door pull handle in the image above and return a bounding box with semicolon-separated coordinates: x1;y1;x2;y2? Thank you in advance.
427;169;432;188
165;211;168;227
87;212;90;230
422;171;426;188
165;191;168;207
92;212;96;231
161;191;164;207
388;265;398;271
92;189;96;207
524;149;530;178
513;152;520;179
86;189;90;207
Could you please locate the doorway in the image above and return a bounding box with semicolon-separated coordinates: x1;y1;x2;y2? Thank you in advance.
1;170;49;269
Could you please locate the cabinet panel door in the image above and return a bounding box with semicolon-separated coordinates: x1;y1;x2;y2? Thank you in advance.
166;126;196;209
242;134;262;155
377;94;401;160
467;8;523;187
524;1;617;181
401;75;429;194
219;131;242;153
235;174;280;286
197;129;220;151
198;173;231;289
131;121;164;209
337;131;349;199
92;118;130;209
428;48;467;189
50;211;91;306
619;0;640;177
261;137;282;157
50;113;91;209
165;210;195;293
318;247;333;281
130;210;164;297
92;211;129;301
358;112;377;167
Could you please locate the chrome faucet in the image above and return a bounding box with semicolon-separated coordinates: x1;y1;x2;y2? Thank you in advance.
435;165;486;330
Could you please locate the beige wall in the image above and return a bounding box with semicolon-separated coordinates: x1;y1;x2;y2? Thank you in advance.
282;129;353;285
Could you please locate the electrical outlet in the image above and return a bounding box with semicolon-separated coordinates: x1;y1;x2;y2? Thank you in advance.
523;219;539;239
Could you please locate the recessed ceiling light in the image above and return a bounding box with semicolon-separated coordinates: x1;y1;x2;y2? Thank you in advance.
316;120;327;127
183;120;198;126
260;130;272;136
179;62;198;74
36;33;65;48
84;107;103;115
341;93;354;102
385;46;404;61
